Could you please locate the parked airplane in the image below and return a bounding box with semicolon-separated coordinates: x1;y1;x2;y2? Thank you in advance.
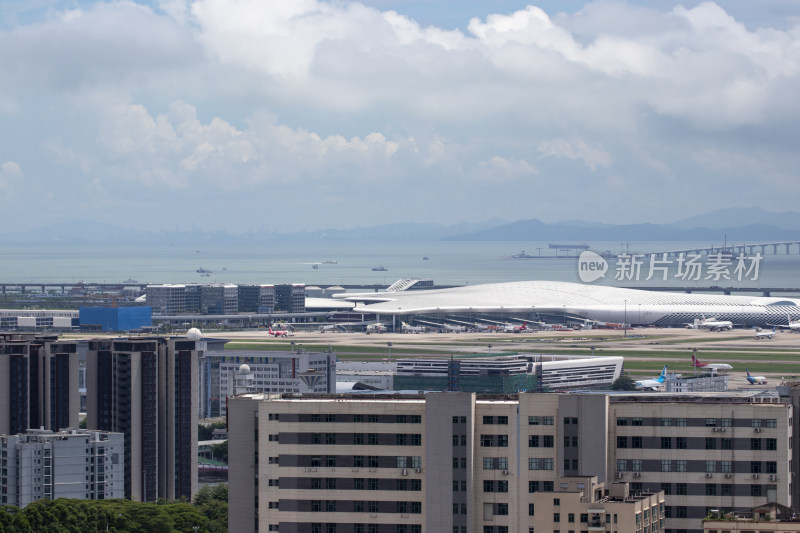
401;322;426;333
502;322;528;333
755;327;777;340
635;365;668;390
772;314;800;332
442;323;466;333
686;316;733;331
746;369;767;385
268;325;292;337
690;354;732;371
366;322;387;333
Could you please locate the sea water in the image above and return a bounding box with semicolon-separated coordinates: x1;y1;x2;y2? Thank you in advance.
0;241;797;291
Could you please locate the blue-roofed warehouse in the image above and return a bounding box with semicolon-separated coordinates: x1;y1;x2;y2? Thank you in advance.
79;306;152;332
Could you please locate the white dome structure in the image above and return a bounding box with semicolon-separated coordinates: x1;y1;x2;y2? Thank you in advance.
186;327;202;341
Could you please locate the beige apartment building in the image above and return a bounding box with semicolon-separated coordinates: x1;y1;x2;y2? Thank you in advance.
533;476;665;533
228;391;794;533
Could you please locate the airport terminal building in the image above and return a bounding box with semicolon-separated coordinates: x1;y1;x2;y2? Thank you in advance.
340;281;800;328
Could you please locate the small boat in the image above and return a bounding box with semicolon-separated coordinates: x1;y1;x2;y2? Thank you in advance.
511;251;535;259
422;257;429;261
322;260;337;264
197;267;213;274
372;265;388;271
312;264;319;269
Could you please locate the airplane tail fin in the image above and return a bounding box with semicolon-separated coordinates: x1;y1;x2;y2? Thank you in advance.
746;368;751;377
657;365;668;382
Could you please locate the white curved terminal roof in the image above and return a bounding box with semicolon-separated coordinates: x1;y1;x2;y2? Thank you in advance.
345;281;800;327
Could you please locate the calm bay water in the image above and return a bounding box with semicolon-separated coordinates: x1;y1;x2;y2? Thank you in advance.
0;241;798;291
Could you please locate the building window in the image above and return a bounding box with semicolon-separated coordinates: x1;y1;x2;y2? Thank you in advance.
751;461;762;473
751;485;762;497
766;419;777;428
617;459;627;472
529;435;540;447
751;419;763;428
543;417;554;425
616;418;628;426
661;418;672;426
767;438;777;450
529;416;540;425
676;460;687;473
721;484;733;496
721;460;732;473
631;418;643;426
721;418;732;427
705;437;716;450
631;459;642;472
617;437;627;448
661;483;672;495
661;437;672;449
676;437;687;449
543;435;554;448
751;438;762;451
483;416;494;425
705;461;716;473
661;460;672;472
767;461;777;474
676;483;687;495
631;436;642;448
721;438;732;450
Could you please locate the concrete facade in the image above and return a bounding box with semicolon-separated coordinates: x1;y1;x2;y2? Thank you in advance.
0;429;124;508
0;333;80;436
228;391;794;533
85;335;199;502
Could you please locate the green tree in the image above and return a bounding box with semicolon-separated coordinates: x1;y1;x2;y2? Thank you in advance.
611;374;637;391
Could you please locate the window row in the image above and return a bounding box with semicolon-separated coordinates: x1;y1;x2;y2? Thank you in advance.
309;478;422;491
310;500;422;514
617;416;779;428
308;433;422;446
618;458;779;473
310;524;421;533
307;414;422;424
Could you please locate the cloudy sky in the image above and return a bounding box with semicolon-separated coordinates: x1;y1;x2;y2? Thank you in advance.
1;0;799;232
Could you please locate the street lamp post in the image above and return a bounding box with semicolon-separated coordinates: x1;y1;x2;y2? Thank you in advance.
624;300;628;338
387;342;392;362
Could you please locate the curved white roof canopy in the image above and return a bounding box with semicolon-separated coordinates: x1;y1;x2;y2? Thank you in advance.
345;281;800;326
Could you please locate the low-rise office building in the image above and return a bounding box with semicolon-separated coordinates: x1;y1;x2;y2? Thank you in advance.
533;476;665;533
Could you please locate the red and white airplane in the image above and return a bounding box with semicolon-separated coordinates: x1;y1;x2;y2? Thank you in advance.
690;353;732;371
503;322;528;333
268;325;292;337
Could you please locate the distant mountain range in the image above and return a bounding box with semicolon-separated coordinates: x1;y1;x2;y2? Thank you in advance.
0;207;797;243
